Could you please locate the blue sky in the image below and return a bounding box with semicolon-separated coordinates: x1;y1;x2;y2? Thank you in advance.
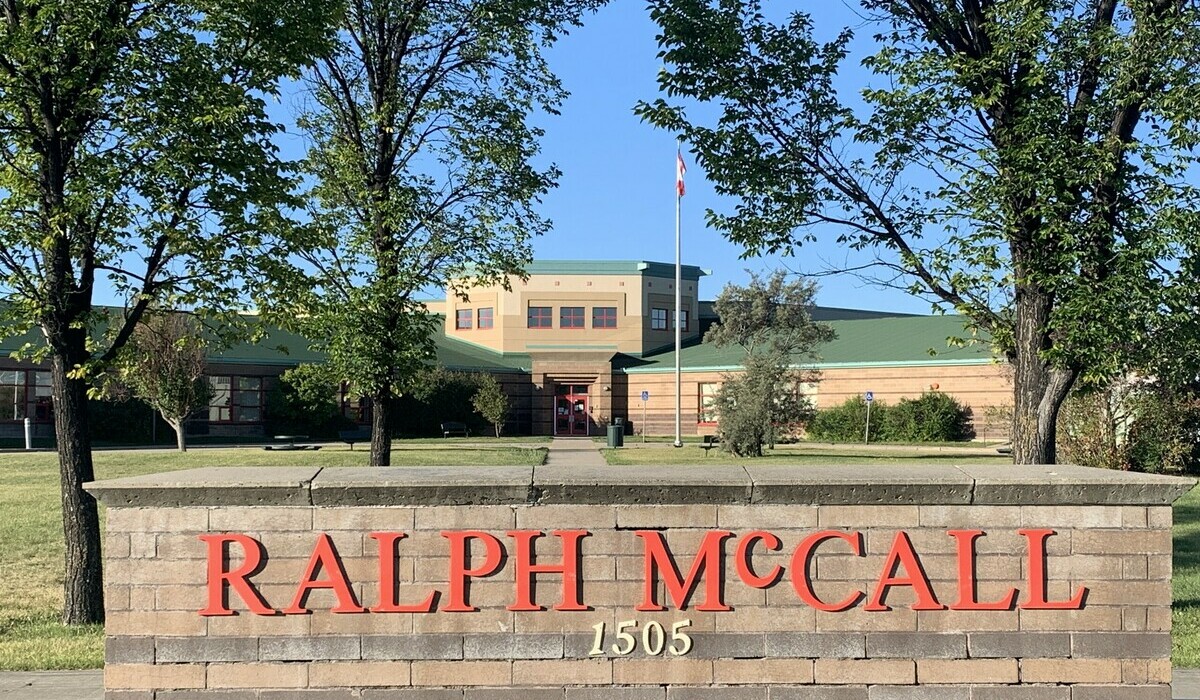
523;2;931;313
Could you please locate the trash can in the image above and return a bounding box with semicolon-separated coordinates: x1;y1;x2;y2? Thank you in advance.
607;419;624;448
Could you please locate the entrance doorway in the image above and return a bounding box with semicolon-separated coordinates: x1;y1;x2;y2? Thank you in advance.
554;384;591;436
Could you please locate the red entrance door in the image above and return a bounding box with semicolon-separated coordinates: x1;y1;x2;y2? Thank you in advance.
554;384;590;436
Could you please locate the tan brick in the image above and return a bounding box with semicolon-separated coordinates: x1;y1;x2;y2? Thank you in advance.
104;663;205;690
208;612;311;637
1148;555;1172;580
1084;581;1170;607
1020;658;1122;684
106;533;131;558
314;506;415;531
258;531;364;559
412;661;511;686
513;660;612;685
719;606;816;633
106;585;131;611
818;609;917;633
1019;607;1122;632
813;659;914;685
107;611;206;636
129;532;157;558
917;659;1017;684
310;610;413;635
1122;507;1149;529
155;534;208;560
415;505;514;530
516;505;618;530
208;662;306;689
1123;608;1149;632
615;505;718;529
310;661;411;687
717;505;818;529
919;505;1021;527
1148;507;1172;529
209;507;311;531
128;587;155;611
1147;607;1172;631
1035;555;1122;581
414;609;512;634
108;507;208;533
513;608;617;634
917;610;1018;633
1072;530;1171;555
713;658;813;684
1122;556;1150;580
819;506;919;528
613;659;713;685
1021;506;1123;528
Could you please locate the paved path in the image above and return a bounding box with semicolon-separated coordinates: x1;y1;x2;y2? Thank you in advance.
543;436;608;468
2;669;1199;698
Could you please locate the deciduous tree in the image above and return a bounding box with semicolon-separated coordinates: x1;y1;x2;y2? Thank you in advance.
705;271;834;456
638;0;1200;464
269;0;604;466
0;0;335;624
117;314;211;453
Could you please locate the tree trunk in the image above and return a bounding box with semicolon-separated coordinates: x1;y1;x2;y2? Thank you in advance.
171;418;187;452
370;389;393;466
1010;287;1078;464
50;340;105;625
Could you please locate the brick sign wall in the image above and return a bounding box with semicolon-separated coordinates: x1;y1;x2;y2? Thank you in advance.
87;463;1194;699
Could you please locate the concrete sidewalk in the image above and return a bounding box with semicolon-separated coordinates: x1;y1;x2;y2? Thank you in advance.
2;669;1199;698
543;436;608;468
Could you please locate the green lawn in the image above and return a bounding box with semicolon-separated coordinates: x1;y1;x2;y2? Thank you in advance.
0;443;546;670
1175;486;1200;666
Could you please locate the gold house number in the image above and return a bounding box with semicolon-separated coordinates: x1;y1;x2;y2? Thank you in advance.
589;619;693;657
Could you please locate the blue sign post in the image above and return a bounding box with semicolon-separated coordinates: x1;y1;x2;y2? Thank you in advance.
640;391;650;443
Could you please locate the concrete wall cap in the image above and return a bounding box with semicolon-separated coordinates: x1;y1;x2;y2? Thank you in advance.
84;463;1197;508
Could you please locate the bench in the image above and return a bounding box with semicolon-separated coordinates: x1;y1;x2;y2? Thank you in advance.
700;434;720;456
339;428;371;450
441;421;470;438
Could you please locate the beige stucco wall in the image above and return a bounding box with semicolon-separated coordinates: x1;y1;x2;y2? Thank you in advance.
444;273;701;356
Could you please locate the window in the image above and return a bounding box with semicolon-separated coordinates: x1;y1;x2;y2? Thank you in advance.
27;371;52;422
477;307;494;329
651;308;669;331
209;376;266;423
673;309;690;332
528;306;552;328
593;306;617;328
1;370;23;421
561;306;585;329
699;383;719;424
455;309;473;330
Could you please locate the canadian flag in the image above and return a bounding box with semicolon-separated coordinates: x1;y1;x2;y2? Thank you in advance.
676;150;686;198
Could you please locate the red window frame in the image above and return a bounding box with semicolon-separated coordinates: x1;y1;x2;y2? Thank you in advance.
208;376;268;424
455;309;473;330
528;306;553;328
561;306;585;329
477;307;494;329
593;306;617;328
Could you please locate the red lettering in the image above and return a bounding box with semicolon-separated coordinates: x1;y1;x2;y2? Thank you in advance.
636;530;733;612
198;534;276;616
368;532;436;613
507;530;589;612
947;530;1017;611
736;530;783;589
442;531;504;612
865;532;945;612
791;530;864;612
1019;529;1086;610
283;533;365;614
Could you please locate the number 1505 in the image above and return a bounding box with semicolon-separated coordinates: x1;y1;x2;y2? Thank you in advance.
589;619;693;657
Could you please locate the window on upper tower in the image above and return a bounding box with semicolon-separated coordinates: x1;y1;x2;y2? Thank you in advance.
455;309;473;330
593;306;617;328
561;306;585;329
477;307;494;329
528;306;552;328
650;307;668;331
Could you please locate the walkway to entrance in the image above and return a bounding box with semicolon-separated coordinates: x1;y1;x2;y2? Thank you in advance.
543;436;606;468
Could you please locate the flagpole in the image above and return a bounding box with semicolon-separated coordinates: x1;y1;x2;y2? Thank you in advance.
674;139;683;449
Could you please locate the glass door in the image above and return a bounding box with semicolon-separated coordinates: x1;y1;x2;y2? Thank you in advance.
554;384;591;436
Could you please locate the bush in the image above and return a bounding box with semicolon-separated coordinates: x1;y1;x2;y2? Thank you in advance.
881;391;974;442
714;356;816;457
1057;382;1200;474
807;391;973;443
806;396;887;442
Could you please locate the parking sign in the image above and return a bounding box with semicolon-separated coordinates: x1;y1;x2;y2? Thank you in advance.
641;390;650;402
865;391;874;403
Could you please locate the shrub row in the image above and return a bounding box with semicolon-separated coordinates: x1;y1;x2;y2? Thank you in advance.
806;391;975;443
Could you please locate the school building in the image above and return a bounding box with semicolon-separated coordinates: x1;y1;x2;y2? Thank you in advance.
0;260;1013;442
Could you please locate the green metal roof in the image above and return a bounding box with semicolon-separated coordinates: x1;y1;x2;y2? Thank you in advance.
623;314;996;373
518;260;710;280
